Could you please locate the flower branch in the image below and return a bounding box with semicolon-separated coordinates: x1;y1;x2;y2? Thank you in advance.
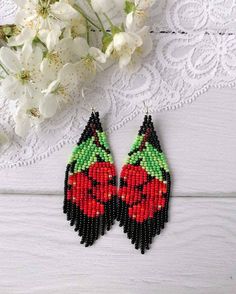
0;0;155;137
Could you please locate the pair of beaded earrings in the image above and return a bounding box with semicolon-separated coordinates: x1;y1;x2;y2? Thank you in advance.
63;111;171;254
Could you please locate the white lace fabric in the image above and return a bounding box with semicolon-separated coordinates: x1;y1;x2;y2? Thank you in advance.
1;0;236;168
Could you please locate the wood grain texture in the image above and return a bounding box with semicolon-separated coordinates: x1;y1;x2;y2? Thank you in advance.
0;195;236;294
1;88;236;196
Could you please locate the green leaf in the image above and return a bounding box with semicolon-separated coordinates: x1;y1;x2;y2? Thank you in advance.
69;136;113;172
127;142;169;180
145;143;169;172
74;149;97;172
127;150;142;164
74;139;97;172
124;1;135;14
69;138;93;164
130;135;144;152
97;131;109;149
140;155;163;180
97;146;113;163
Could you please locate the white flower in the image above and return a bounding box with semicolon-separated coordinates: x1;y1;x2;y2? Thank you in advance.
15;0;78;31
105;31;143;68
10;2;86;49
63;15;87;38
126;0;155;30
74;37;107;81
8;25;62;52
38;25;62;50
91;0;124;14
40;37;78;80
126;26;153;72
0;45;44;101
39;63;79;118
7;27;35;47
1;0;154;137
14;93;44;137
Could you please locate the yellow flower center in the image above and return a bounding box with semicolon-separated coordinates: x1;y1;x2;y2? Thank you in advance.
52;84;70;103
113;44;133;59
17;70;31;84
57;85;66;97
83;55;96;73
36;2;50;19
46;51;61;65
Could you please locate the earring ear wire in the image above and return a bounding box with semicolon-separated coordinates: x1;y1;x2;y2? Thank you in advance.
143;101;149;115
81;87;96;114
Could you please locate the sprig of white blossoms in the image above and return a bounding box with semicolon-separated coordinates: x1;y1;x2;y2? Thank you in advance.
0;0;154;137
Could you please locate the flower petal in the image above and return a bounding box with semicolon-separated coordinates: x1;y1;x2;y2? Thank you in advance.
38;26;61;51
44;80;60;95
91;0;119;13
15;9;36;26
126;12;134;30
137;26;153;57
136;0;155;10
15;112;31;137
119;52;132;68
27;47;43;74
0;47;21;73
39;94;58;118
58;63;78;89
50;1;78;21
73;37;89;58
75;60;96;83
14;0;27;7
89;47;107;63
105;42;114;57
8;27;36;47
21;42;33;65
1;76;24;100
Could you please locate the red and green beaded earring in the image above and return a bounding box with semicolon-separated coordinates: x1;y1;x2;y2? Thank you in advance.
64;111;117;247
117;114;171;254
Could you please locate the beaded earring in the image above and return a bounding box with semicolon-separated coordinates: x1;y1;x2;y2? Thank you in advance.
117;113;171;254
63;111;117;247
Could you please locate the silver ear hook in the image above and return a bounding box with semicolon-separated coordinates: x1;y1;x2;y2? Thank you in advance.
143;101;149;115
81;87;96;114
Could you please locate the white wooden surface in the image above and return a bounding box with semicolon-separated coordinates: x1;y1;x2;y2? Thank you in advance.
1;88;236;294
1;195;236;294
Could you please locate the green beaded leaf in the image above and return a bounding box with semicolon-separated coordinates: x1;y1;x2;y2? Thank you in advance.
69;136;113;172
127;140;169;180
68;138;93;164
97;131;110;149
130;134;144;152
96;146;113;164
144;143;169;172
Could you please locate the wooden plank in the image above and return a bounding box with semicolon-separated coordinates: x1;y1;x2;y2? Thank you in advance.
0;195;236;294
0;88;236;196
